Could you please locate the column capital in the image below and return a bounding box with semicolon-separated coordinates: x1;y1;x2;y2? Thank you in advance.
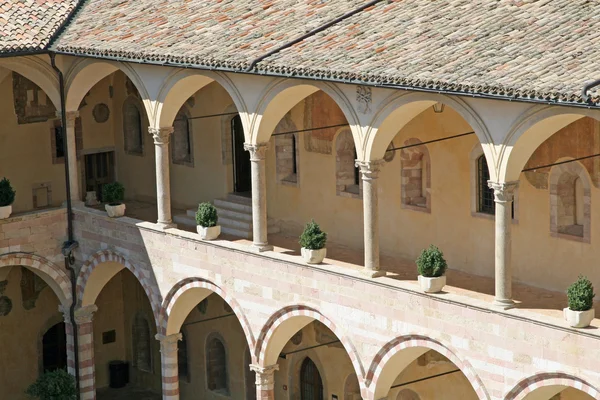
149;127;174;145
74;304;98;324
58;304;72;324
244;142;269;161
56;110;80;125
155;333;182;347
249;364;279;389
355;159;385;180
488;181;519;203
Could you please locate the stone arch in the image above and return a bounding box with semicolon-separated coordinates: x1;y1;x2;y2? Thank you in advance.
504;372;599;400
0;57;60;108
255;305;365;384
400;138;431;212
366;335;489;400
549;159;592;242
250;79;362;154
158;277;255;350
498;105;600;182
76;250;161;323
364;92;491;163
0;253;72;306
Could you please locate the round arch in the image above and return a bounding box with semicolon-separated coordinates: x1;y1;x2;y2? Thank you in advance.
0;253;72;306
158;277;255;350
255;305;365;384
76;250;161;324
366;335;490;400
364;92;492;163
498;105;600;182
0;57;61;108
504;372;599;400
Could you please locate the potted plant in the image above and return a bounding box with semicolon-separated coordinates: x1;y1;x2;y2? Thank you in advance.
300;220;327;264
26;369;77;400
102;182;126;218
196;202;220;240
0;178;15;220
564;275;595;328
416;245;447;293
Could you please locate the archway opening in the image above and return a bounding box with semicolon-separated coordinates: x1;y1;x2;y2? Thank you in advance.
42;322;67;372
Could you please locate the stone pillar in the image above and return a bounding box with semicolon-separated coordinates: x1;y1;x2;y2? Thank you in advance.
156;333;182;400
74;305;98;400
59;305;76;377
244;143;273;252
356;160;385;277
150;127;176;229
62;111;82;204
488;181;519;309
250;364;279;400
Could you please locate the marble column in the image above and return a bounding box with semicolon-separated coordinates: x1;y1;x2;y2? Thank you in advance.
74;305;98;400
150;127;176;229
59;305;76;377
488;181;519;309
244;143;273;252
250;364;279;400
356;160;386;277
60;111;82;204
156;333;182;400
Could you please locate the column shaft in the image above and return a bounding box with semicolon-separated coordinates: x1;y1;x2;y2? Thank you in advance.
59;305;76;377
244;143;272;252
150;127;176;229
250;364;279;400
74;305;98;400
156;333;182;400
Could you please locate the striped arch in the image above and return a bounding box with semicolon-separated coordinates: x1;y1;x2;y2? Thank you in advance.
76;250;161;324
504;372;599;400
255;305;365;384
366;335;490;400
158;277;255;350
0;253;72;306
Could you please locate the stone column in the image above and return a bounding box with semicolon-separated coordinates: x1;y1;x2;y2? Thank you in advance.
488;181;519;309
356;160;385;277
156;333;182;400
244;143;273;252
150;127;176;229
74;305;98;400
61;111;82;204
250;364;279;400
59;305;76;377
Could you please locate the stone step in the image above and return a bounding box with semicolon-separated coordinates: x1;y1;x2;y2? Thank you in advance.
214;197;252;214
185;206;253;222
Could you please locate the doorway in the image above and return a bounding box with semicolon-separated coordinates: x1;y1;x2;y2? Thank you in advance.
300;357;323;400
231;115;251;193
42;322;67;372
85;151;115;202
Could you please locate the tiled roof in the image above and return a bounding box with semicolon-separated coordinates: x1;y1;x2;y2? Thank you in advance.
50;0;600;107
0;0;79;53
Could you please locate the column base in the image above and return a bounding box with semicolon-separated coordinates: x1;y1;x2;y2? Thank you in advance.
156;221;177;230
361;268;386;278
492;298;516;310
250;243;274;253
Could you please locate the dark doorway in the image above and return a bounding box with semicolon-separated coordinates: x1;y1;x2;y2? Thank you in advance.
300;357;323;400
85;151;115;202
42;322;67;372
231;115;251;193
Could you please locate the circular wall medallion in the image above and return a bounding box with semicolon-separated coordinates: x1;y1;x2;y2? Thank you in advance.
93;103;110;123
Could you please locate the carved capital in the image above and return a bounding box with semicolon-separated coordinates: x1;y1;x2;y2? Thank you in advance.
488;181;519;203
155;333;182;354
149;127;174;145
244;142;269;161
58;305;72;324
56;111;79;126
249;364;279;389
355;159;385;180
74;304;98;325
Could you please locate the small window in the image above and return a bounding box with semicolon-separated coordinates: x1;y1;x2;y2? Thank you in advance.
401;139;431;211
172;108;193;166
132;313;152;372
300;357;323;400
123;97;144;155
178;331;189;381
335;130;360;198
477;155;495;214
206;336;228;393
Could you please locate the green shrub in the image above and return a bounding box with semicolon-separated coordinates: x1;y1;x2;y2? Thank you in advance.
102;182;125;205
299;220;327;250
567;275;595;311
416;245;447;278
26;369;77;400
196;202;218;227
0;178;16;207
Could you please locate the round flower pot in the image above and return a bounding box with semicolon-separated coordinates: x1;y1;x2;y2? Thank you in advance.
563;307;594;328
105;203;126;218
197;225;221;240
418;275;446;293
0;205;12;220
301;247;327;264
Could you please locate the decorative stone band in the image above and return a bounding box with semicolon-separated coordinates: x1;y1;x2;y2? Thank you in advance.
56;110;80;126
156;333;182;400
356;159;385;181
244;142;269;161
250;364;279;400
488;181;519;203
59;305;77;377
149;127;174;145
74;305;98;400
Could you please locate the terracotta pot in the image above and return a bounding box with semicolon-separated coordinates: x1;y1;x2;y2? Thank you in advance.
0;205;12;220
301;247;327;264
105;203;126;218
418;275;446;293
197;225;221;240
563;307;594;328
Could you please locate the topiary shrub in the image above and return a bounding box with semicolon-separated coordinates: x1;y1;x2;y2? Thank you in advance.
102;182;125;205
299;220;327;250
416;245;447;278
0;178;16;207
26;369;77;400
567;275;595;312
195;202;218;227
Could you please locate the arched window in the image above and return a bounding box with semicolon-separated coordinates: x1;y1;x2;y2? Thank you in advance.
206;336;228;393
42;322;67;372
477;154;494;214
274;114;299;186
123;96;144;155
178;331;189;381
401;139;431;212
132;313;152;372
300;357;323;400
344;373;360;400
335;129;360;198
550;162;591;241
172;108;193;166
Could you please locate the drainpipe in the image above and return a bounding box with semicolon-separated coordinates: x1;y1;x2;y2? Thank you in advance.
50;52;81;398
581;79;600;103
